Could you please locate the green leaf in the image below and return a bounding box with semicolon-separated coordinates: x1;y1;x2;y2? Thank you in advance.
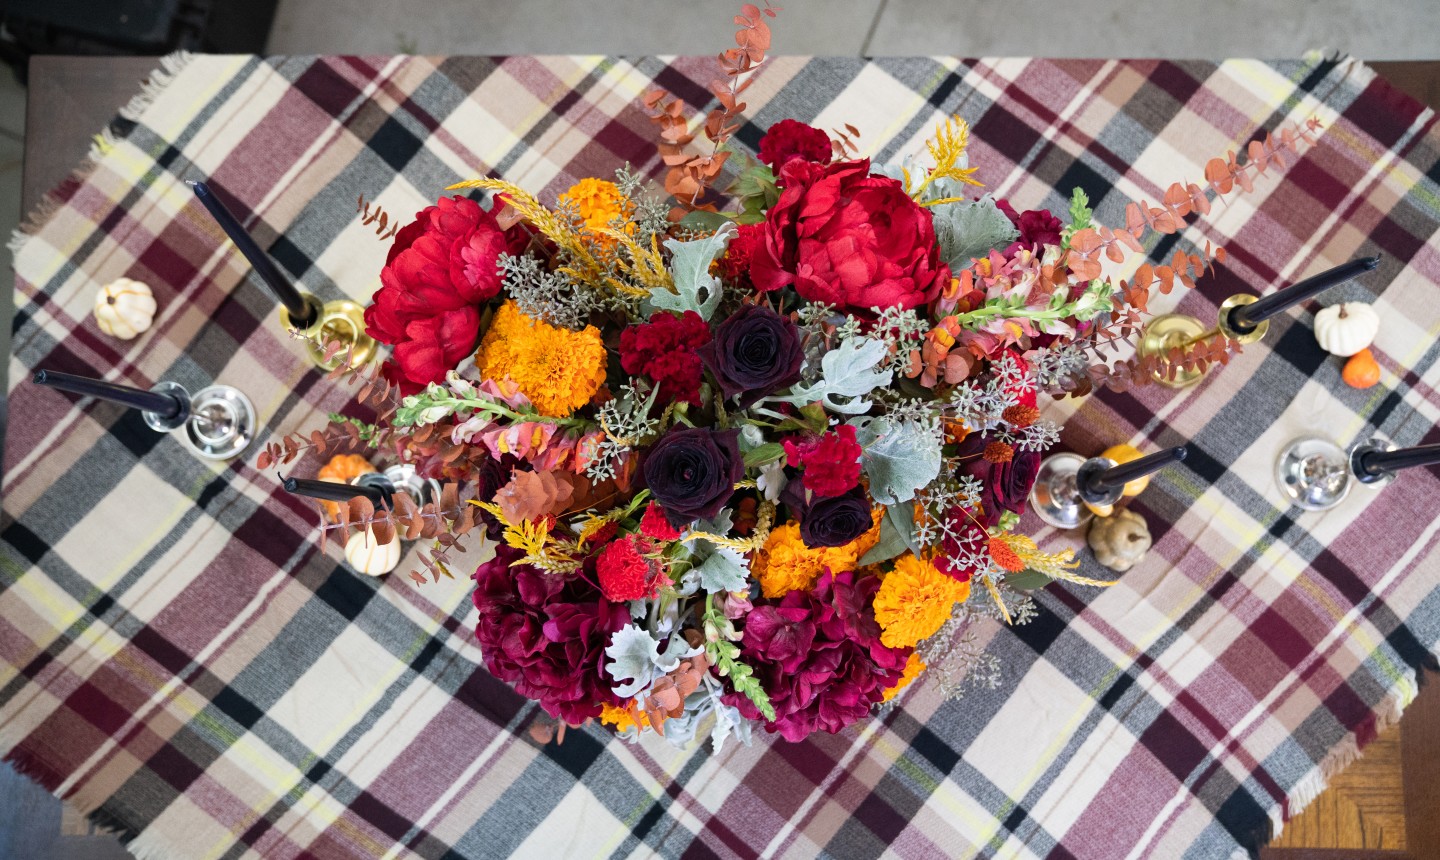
652;222;736;320
731;163;776;200
852;416;943;505
857;503;921;566
743;442;787;468
695;547;749;593
768;337;892;414
679;209;736;232
1004;569;1055;591
930;194;1020;272
774;402;830;434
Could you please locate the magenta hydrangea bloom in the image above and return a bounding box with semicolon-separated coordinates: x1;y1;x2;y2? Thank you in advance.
723;568;911;741
472;545;628;723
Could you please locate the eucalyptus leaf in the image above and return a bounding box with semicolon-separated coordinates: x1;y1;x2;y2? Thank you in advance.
768;337;892;414
859;503;922;566
679;209;736;232
853;416;942;505
653;222;736;320
1004;569;1055;591
930;194;1019;272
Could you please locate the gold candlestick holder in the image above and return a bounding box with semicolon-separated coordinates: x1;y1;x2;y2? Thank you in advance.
1136;294;1269;388
279;294;378;371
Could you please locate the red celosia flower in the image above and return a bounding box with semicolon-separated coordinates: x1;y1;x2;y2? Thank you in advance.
639;503;682;541
596;535;658;602
782;424;863;497
618;311;712;406
757;119;832;170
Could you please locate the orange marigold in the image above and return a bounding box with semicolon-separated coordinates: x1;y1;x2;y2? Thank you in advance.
873;553;969;649
598;701;651;733
881;652;926;703
475;300;607;417
752;521;862;598
558;178;634;248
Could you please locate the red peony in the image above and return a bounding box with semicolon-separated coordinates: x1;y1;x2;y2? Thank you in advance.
750;159;951;313
757;119;833;170
783;424;863;497
596;534;659;602
718;222;766;286
723;568;911;741
365;196;525;393
471;545;628;723
619;311;712;407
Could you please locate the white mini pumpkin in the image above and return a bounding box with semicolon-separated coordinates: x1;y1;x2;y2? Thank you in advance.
344;529;401;576
1313;302;1379;357
94;278;157;340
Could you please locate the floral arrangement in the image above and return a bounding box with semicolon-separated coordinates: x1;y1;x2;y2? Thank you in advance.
260;4;1320;747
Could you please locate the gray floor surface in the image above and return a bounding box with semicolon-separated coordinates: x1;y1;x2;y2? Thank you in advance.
2;0;1439;856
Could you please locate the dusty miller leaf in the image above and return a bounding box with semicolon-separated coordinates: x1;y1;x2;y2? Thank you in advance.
931;194;1019;272
605;624;674;699
695;546;750;593
768;337;892;414
653;222;736;320
853;416;943;505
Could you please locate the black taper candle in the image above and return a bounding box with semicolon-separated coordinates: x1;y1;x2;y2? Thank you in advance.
34;369;185;419
189;180;316;327
284;476;391;508
1085;446;1188;495
1228;255;1381;334
1356;443;1440;478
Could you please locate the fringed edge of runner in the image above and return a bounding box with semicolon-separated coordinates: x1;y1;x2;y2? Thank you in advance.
1252;646;1439;858
7;50;195;262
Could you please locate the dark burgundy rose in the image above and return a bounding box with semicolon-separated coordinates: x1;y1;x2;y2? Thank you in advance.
955;431;1042;527
783;483;872;548
642;427;744;527
698;305;804;406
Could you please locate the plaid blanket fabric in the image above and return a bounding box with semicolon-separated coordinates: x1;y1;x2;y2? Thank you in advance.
3;53;1439;860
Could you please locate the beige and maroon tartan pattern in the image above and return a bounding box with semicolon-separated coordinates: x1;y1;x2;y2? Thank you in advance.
3;52;1440;860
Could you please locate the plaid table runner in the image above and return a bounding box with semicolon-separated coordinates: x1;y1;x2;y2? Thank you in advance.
3;53;1440;860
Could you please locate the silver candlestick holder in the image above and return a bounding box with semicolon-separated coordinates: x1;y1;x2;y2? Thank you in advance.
34;370;255;461
1030;446;1188;530
1276;436;1440;511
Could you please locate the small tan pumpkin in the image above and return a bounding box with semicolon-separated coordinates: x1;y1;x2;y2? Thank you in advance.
317;454;378;520
1313;302;1379;357
345;528;400;576
1087;508;1152;573
94;278;157;340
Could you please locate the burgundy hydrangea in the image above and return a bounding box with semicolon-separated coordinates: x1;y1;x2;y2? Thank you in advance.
472;545;628;723
722;569;911;741
757;119;832;170
995;199;1063;254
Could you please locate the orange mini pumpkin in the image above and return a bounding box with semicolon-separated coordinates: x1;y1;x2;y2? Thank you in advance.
1341;348;1381;389
317;454;378;519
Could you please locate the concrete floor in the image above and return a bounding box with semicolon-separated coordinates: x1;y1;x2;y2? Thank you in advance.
1;0;1439;856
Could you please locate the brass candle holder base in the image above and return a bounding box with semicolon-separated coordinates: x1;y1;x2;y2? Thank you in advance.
279;294;378;371
1137;294;1268;388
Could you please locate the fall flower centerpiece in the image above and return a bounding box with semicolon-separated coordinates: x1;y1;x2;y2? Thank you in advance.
261;3;1320;747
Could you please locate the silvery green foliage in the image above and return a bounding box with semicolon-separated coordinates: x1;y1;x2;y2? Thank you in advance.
679;510;749;594
614;164;670;243
604;625;699;699
916;616;1004;701
852;415;943;505
769;336;892;414
650;222;736;320
930;194;1020;273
